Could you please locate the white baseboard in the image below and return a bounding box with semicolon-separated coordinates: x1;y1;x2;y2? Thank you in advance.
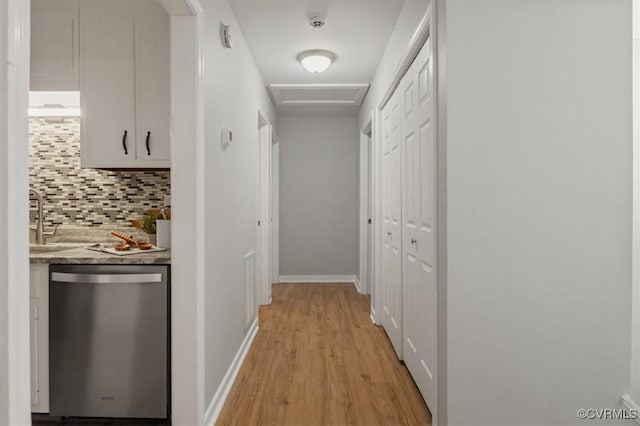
370;307;381;325
204;318;259;425
278;275;357;283
354;276;362;293
621;394;640;425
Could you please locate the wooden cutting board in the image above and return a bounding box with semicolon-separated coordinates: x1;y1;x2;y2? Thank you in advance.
86;244;167;256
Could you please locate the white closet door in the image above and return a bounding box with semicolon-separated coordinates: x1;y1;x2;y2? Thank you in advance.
402;37;438;419
381;90;403;358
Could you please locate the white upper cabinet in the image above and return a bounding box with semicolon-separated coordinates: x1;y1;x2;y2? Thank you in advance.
134;15;171;164
79;0;170;169
30;0;80;91
79;7;136;167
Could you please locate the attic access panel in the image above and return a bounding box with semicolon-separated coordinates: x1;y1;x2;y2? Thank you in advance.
269;84;369;106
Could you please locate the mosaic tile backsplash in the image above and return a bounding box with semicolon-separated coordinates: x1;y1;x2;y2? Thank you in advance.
29;117;170;228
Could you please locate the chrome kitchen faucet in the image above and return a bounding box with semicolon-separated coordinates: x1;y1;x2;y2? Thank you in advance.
29;188;56;245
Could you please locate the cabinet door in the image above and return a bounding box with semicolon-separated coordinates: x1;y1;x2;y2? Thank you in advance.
31;0;79;91
30;264;49;413
134;15;171;165
30;302;40;408
80;4;137;168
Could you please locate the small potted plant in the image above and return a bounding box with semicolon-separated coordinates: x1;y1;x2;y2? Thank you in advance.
132;210;161;245
155;206;171;248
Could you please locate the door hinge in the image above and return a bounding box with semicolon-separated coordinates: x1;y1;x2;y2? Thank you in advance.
368;218;372;224
258;220;261;227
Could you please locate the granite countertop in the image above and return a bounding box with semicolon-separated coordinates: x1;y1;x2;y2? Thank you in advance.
30;246;171;265
29;226;171;265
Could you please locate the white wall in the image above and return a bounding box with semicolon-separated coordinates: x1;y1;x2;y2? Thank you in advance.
444;1;632;424
199;0;277;407
279;115;358;277
167;11;203;425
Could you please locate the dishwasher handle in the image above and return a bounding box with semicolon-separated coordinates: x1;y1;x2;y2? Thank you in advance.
51;272;163;284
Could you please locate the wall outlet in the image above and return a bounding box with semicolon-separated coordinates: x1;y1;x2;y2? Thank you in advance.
163;194;171;207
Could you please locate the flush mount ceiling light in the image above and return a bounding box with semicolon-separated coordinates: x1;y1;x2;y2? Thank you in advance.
297;50;335;74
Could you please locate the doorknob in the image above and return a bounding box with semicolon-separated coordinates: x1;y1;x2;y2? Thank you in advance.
387;232;392;236
411;238;417;245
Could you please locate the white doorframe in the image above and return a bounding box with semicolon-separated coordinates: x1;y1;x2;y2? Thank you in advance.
372;107;383;326
271;129;280;285
2;0;31;423
626;0;640;413
2;0;207;423
359;118;373;296
434;1;448;423
257;110;272;305
163;0;206;424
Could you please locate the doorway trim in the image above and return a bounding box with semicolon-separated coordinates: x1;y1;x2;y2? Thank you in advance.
371;106;383;326
163;0;206;424
626;0;640;415
2;0;31;422
2;0;207;423
257;109;272;306
271;129;280;286
359;117;373;296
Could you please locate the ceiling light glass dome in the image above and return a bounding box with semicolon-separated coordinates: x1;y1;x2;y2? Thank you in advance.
297;50;336;74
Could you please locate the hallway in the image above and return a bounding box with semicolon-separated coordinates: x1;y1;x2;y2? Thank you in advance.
216;283;431;426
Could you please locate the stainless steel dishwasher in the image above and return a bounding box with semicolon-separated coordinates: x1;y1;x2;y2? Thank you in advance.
49;264;169;419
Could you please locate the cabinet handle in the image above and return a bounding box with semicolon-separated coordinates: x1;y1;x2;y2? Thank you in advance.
145;131;151;156
122;130;128;155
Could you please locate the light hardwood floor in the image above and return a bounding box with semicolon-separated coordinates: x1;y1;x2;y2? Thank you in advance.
216;283;432;426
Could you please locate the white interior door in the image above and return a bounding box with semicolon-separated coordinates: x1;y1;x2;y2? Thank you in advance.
271;134;280;285
381;90;403;358
401;38;438;420
258;122;272;305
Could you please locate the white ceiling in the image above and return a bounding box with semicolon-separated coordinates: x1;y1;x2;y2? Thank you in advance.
229;0;405;115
